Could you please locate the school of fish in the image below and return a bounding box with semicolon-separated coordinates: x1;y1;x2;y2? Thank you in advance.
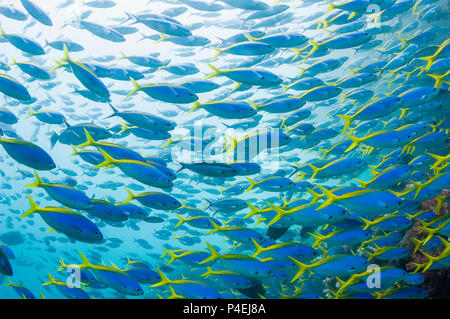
0;0;449;299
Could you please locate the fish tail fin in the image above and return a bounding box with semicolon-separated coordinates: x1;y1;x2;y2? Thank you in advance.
174;213;186;228
243;33;257;42
174;163;186;174
408;63;422;77
325;0;336;13
347;11;356;20
126;77;142;97
125;256;134;266
266;202;289;226
337;114;355;133
21;194;40;218
56;258;67;271
427;72;448;88
428;119;445;133
397;35;410;49
123;12;138;24
210;47;223;61
359;216;373;230
60;43;71;62
308;232;326;248
229;81;242;93
186;101;201;115
123;187;135;204
420;251;438;272
199;241;220;264
118;122;134;135
93;148;118;170
370;11;381;25
409;180;425;200
200;266;214;277
206;220;222;235
77;250;93;268
316;19;328;31
223;134;238;154
307;187;324;203
69;145;79;157
162;247;177;265
50;131;59;149
118;51;127;60
42;272;57;286
160;138;173;148
343;132;365;152
289;257;312;282
49;59;67;72
25;107;36;119
5;278;14;287
245;177;258;192
247;100;260;111
399;108;409;120
412;0;422;14
203;198;213;211
436;235;449;249
254;215;266;226
281;84;289;94
167;286;184;299
307;163;322;180
205;63;222;80
306;40;321;60
319;148;329;159
151;269;172;287
244;201;263;219
7;56;17;67
360;247;376;261
418;56;434;71
76;128;96;148
290;48;306;62
427;152;448;169
346;68;358;75
324;80;337;87
279;116;288;129
314;185;340;210
354;178;369;189
411;237;424;254
105;103;119;119
251;238;266;257
25;170;44;188
154;33;168;44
